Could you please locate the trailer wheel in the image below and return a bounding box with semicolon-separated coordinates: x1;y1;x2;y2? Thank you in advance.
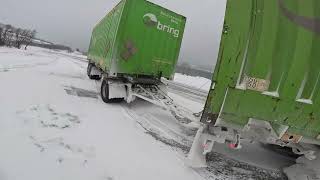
87;63;92;76
87;63;102;80
91;75;102;80
101;79;124;103
101;79;112;103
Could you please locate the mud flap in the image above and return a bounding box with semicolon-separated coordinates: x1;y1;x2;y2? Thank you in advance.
186;125;208;168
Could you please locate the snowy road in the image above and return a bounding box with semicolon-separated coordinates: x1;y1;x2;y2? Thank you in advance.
0;47;293;180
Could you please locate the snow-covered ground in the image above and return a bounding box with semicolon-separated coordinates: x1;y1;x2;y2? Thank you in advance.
0;46;204;180
0;46;294;180
173;73;211;91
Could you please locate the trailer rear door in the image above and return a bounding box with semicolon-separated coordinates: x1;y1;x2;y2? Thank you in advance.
202;0;320;140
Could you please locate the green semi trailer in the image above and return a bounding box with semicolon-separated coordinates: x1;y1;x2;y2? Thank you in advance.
188;0;320;171
87;0;186;103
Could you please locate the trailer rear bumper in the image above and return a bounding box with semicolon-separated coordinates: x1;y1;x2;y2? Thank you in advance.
187;118;320;168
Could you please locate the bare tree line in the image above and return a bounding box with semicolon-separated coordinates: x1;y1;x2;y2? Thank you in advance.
0;24;36;50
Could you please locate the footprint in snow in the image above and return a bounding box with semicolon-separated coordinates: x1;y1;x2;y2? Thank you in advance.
17;104;80;129
30;136;95;163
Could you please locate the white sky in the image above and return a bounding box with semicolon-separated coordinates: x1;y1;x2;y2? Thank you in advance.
0;0;226;69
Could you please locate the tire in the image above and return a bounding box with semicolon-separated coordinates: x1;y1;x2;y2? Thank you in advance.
101;79;124;103
87;63;102;80
91;75;102;81
101;79;112;103
87;63;92;77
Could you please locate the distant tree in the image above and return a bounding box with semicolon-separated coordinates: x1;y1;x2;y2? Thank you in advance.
20;29;30;49
14;28;24;49
5;24;12;29
76;48;80;52
0;23;38;50
0;27;4;46
2;24;16;46
6;32;14;47
24;30;36;50
67;48;73;53
3;25;10;46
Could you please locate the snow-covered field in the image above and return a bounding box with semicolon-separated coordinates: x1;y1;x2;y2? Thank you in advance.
0;46;294;180
173;73;211;91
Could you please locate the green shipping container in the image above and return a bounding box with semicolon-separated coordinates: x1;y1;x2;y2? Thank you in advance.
202;0;320;143
87;0;186;80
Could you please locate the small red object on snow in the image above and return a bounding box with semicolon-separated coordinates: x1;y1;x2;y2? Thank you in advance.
228;143;237;149
202;144;209;149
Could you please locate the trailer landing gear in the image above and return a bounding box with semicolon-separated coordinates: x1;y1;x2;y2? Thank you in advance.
187;125;242;168
186;125;208;167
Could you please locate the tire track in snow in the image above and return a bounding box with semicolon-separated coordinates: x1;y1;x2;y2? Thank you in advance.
121;104;287;180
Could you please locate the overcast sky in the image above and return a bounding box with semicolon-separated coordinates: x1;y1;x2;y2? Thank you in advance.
0;0;226;69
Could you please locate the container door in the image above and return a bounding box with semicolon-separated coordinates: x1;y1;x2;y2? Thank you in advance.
115;0;186;79
202;0;320;140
